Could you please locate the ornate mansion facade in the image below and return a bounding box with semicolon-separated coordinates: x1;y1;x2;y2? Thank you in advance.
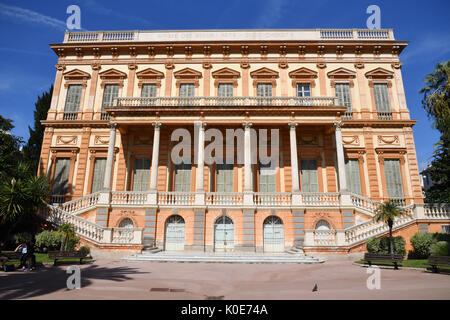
39;29;450;255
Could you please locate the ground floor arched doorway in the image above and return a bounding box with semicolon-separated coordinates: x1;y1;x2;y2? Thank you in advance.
214;216;234;252
165;215;185;251
263;216;284;252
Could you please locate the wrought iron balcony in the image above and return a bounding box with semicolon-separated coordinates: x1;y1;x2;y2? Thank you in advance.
113;96;339;108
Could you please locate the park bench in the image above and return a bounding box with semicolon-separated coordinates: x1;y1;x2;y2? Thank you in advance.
363;253;404;270
427;255;450;273
48;250;88;265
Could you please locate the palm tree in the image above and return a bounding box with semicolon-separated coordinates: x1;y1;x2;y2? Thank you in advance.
373;201;404;254
57;223;75;252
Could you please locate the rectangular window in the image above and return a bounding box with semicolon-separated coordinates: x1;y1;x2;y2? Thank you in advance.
384;159;404;198
257;83;273;97
218;83;234;97
216;163;234;192
373;83;391;112
345;159;362;195
259;161;276;192
442;225;450;234
296;84;311;97
174;163;192;192
52;158;71;195
102;84;119;110
64;84;82;113
179;84;195;97
301;159;319;192
335;83;352;112
132;158;151;191
141;84;157;97
91;158;106;193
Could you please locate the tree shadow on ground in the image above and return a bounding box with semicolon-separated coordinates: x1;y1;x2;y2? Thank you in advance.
0;262;150;299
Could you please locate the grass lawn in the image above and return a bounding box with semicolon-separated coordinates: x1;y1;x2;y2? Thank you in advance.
355;259;450;271
2;251;92;266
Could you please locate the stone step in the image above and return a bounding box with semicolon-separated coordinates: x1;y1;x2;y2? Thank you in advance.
142;247;163;254
125;253;323;264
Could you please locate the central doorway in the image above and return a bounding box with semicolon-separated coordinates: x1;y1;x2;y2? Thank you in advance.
214;216;234;252
263;216;284;252
165;215;185;251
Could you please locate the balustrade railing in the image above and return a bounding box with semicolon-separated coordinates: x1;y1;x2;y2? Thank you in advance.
158;192;196;206
111;191;147;205
63;112;78;120
60;192;100;213
377;111;393;120
50;195;66;204
424;204;450;219
302;192;340;206
206;192;243;206
313;230;337;245
350;193;380;214
254;192;291;206
114;96;338;108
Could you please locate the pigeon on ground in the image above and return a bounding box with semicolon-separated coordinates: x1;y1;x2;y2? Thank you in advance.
312;284;318;292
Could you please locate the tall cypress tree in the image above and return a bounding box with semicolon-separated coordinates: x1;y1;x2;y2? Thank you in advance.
23;85;53;173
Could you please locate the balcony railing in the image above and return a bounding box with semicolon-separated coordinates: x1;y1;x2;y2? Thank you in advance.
63;112;78;120
113;96;339;108
377;111;393;120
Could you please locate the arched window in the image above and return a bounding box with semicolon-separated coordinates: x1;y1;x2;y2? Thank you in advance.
119;218;134;228
315;220;331;230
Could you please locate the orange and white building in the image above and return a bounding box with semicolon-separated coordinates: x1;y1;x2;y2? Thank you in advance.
39;29;450;255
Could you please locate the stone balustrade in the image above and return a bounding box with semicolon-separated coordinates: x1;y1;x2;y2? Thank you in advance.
254;192;291;206
113;96;338;108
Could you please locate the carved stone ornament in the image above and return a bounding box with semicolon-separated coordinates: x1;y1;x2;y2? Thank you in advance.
342;136;360;145
94;136;110;145
56;136;78;145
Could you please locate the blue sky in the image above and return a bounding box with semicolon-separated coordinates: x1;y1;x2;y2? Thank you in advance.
0;0;449;170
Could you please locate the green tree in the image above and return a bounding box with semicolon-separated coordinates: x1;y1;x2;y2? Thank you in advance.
23;85;53;174
420;61;450;203
373;201;405;254
57;223;76;252
0;115;23;181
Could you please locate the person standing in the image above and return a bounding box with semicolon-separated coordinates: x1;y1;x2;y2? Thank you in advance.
15;242;28;270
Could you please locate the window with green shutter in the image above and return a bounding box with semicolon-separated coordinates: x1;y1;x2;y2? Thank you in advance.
174;163;192;192
91;158;106;193
216;163;234;192
179;84;195;97
345;159;362;195
52;158;71;195
259;161;276;192
384;159;404;198
141;84;157;97
102;84;119;110
132;158;151;191
64;84;82;113
301;159;319;192
335;83;352;112
218;83;233;97
257;83;272;97
373;83;391;112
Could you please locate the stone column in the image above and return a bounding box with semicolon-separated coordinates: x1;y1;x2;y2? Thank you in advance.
150;122;161;191
103;123;118;191
288;123;303;205
195;121;206;205
334;122;351;206
243;122;253;205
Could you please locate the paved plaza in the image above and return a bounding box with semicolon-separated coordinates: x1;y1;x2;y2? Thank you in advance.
0;258;449;300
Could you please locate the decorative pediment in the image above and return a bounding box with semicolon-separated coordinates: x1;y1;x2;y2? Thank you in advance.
211;67;241;79
136;68;164;80
63;69;91;81
365;67;394;79
250;67;279;79
173;67;202;79
99;68;127;80
327;67;356;79
288;67;317;79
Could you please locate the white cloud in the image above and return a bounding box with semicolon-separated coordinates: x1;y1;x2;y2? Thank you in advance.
0;4;66;30
402;34;450;65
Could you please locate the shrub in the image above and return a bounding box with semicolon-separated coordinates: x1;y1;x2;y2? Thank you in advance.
79;246;90;256
35;230;61;252
430;241;450;256
365;236;405;255
12;232;32;245
433;233;450;243
366;237;380;253
410;233;437;258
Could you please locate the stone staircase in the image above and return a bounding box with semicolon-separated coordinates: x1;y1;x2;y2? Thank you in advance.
126;251;324;264
285;246;306;256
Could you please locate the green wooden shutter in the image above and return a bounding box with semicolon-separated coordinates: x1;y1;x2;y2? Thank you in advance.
259;161;276;192
218;83;233;97
301;159;319;192
91;158;106;193
345;159;362;195
64;84;82;112
174;163;192;191
216;163;234;192
179;84;194;97
141;84;157;97
384;159;404;198
102;84;119;110
335;83;352;112
133;158;151;191
373;83;391;112
257;83;272;97
52;158;71;195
